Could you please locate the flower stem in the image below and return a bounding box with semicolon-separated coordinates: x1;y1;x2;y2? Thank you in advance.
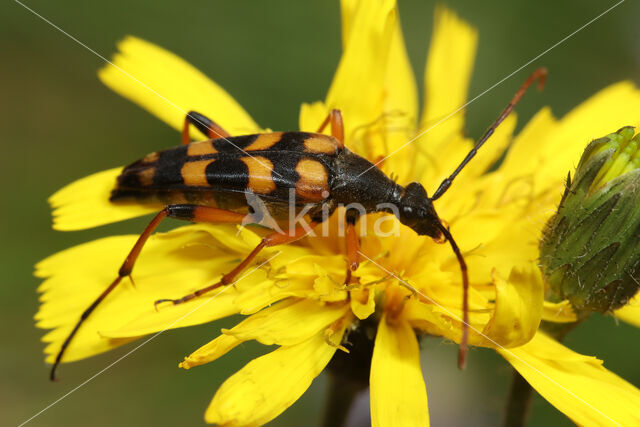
322;373;363;427
503;369;534;427
323;318;376;427
502;320;582;426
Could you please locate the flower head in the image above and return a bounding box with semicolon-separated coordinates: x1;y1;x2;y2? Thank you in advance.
37;1;640;425
540;126;640;315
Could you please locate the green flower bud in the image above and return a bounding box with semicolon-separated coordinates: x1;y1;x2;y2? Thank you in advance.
539;126;640;315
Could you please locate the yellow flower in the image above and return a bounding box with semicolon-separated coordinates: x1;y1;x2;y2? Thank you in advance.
36;1;640;425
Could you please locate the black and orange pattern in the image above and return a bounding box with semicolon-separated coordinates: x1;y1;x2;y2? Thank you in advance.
109;131;381;220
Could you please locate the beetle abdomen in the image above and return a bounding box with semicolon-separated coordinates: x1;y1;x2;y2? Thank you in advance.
110;132;339;212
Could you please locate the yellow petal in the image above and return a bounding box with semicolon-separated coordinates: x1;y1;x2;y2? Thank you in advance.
456;114;516;183
233;278;311;316
437;203;526;278
99;36;260;137
499;333;640;426
614;295;640;328
307;261;347;302
180;334;242;370
222;298;349;346
338;0;358;47
325;0;396;145
36;224;255;363
180;294;348;370
364;4;418;166
351;287;376;320
480;265;543;347
420;6;477;146
498;107;558;196
371;314;429;427
49;167;160;231
287;255;346;278
419;140;474;194
206;330;345;426
299;100;329;133
228;226;312;282
230;254;341;315
404;264;542;349
404;297;456;343
460;211;541;285
506;83;640;199
303;1;416;169
383;8;418;131
313;273;348;302
101;283;246;338
542;300;577;323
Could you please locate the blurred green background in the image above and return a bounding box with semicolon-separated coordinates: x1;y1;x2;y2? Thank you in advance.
2;0;640;426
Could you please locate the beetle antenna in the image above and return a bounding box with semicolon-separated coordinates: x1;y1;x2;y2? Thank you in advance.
432;68;547;201
436;221;469;370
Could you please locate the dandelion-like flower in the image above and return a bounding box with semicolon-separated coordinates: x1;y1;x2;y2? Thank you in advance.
37;1;640;425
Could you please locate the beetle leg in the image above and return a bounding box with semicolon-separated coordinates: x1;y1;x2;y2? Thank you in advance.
344;218;360;284
182;110;231;144
316;109;345;148
154;221;319;308
50;205;246;381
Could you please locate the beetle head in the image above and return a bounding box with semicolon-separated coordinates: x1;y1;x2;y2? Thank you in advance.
398;182;444;239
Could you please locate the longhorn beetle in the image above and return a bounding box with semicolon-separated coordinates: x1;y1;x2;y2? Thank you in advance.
50;68;547;380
